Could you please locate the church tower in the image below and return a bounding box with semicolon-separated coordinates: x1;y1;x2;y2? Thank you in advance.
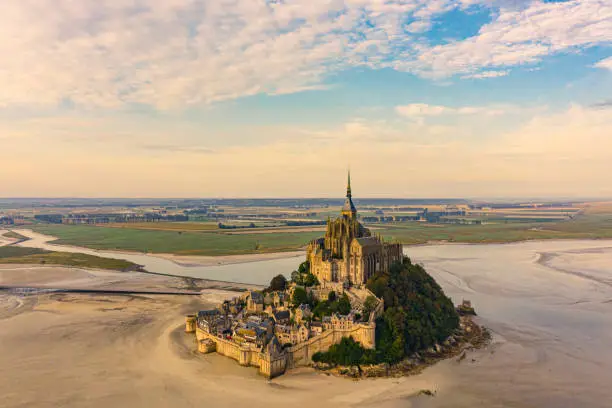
341;170;357;219
307;170;402;287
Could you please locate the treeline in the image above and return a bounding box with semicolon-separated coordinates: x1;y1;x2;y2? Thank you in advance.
218;220;326;229
218;222;257;229
285;220;326;226
313;257;459;366
34;214;63;224
34;213;188;224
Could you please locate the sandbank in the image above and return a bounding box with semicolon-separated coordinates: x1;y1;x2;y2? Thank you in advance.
150;250;304;267
0;267;445;408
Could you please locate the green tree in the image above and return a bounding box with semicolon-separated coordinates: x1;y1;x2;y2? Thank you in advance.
292;287;308;307
268;274;287;292
303;272;319;287
328;290;337;302
337;293;351;315
312;337;365;368
362;296;378;320
366;256;459;362
290;270;302;285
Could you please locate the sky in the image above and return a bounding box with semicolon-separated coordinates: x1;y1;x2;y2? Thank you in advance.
1;0;611;199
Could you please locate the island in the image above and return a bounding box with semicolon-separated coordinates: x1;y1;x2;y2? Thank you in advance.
185;174;488;378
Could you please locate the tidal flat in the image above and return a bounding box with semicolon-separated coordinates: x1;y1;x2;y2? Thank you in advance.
1;239;611;407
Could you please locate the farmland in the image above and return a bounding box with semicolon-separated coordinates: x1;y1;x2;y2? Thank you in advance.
22;201;612;255
0;246;141;271
27;224;323;256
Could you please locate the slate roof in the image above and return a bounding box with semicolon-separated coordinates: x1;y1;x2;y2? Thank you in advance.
198;309;220;318
298;304;311;312
273;310;290;321
354;237;380;247
249;291;264;303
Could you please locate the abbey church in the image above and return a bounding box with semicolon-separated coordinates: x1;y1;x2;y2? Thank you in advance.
307;173;403;286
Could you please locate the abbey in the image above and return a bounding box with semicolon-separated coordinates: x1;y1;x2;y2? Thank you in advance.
307;173;403;286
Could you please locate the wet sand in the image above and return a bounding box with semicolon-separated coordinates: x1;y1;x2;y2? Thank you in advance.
1;239;612;407
151;250;304;267
0;279;439;408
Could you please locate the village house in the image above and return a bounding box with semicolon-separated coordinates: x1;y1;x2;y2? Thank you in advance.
294;304;312;324
245;291;264;312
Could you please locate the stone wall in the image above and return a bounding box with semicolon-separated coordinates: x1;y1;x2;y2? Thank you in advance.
285;322;375;369
195;328;286;378
193;321;376;377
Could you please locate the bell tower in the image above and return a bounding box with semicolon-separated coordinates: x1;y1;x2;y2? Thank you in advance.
341;170;357;219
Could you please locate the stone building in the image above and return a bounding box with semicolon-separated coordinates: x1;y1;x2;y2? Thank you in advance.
294;304;312;324
245;291;264;312
307;172;403;286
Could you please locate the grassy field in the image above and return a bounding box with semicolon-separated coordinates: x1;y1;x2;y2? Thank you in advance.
0;246;141;271
380;203;612;244
2;230;29;241
23;203;612;255
105;222;220;232
27;224;322;256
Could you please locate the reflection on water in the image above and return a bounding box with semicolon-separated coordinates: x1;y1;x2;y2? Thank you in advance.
15;229;302;285
15;229;612;407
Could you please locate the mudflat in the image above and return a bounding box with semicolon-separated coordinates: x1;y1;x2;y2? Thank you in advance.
0;277;437;408
2;238;612;407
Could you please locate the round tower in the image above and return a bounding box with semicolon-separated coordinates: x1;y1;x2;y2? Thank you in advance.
185;314;197;333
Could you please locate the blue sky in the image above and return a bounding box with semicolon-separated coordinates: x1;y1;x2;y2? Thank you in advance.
1;0;611;198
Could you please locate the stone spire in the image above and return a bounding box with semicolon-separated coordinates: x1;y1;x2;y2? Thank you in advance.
341;169;357;218
347;170;352;198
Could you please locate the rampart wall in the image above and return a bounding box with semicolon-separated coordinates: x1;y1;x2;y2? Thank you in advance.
196;328;286;378
194;321;376;377
285;322;375;369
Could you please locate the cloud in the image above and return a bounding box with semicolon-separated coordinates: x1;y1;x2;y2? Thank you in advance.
0;0;460;109
593;56;612;71
0;0;610;109
405;0;612;78
589;99;612;109
140;144;216;154
395;103;508;117
461;70;509;79
2;104;611;197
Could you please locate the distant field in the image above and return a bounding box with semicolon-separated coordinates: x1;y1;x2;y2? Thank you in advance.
23;203;612;255
105;222;220;231
0;246;141;271
27;224;322;256
378;206;612;244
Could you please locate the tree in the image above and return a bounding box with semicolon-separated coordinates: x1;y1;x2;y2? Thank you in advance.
312;337;365;369
337;293;351;315
366;257;459;361
298;261;310;274
292;287;308;307
291;270;301;284
303;273;319;287
362;296;378;320
328;290;337;302
268;274;287;292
